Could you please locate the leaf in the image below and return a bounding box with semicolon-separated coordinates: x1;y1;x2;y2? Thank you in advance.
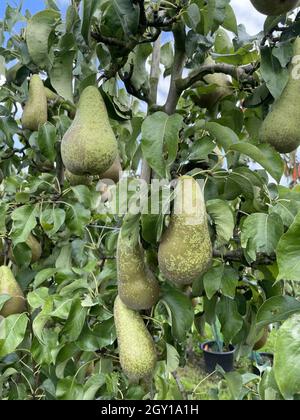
256;296;300;328
11;205;38;245
83;374;106;400
26;10;60;68
40;208;66;237
60;299;87;342
34;268;57;288
229;143;284;183
0;314;28;357
206;121;239;151
270;200;300;227
160;283;194;342
217;296;243;344
37;123;57;162
274;314;300;399
277;211;300;281
223;371;243;400
50;49;75;102
207;199;234;246
259;368;283;400
241;213;284;262
66;203;91;236
184;4;201;30
260;46;289;100
166;344;180;373
141;112;183;178
203;261;224;300
56;377;84;400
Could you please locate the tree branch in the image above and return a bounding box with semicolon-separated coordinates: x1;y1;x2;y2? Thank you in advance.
179;63;255;93
164;22;187;115
90;31;128;48
119;64;150;103
213;249;276;266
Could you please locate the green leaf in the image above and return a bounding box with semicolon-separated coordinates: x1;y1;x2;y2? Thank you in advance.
203;261;224;300
83;374;106;400
0;314;28;357
217;296;243;344
229;143;284;183
223;371;243;400
141;112;183;178
241;213;284;262
206;121;239;151
184;4;201;30
40;208;66;237
270;200;300;227
160;283;194;342
60;299;87;342
26;10;60;68
66;203;91;236
260;46;289;100
11;205;38;245
37;123;57;162
259;368;283;400
207;199;234;246
166;344;180;373
274;314;300;400
256;296;300;328
56;377;84;400
50;48;75;102
34;268;57;288
277;211;300;281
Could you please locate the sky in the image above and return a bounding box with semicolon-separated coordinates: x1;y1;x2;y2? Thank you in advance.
0;0;265;35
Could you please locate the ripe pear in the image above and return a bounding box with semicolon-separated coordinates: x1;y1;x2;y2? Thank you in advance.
65;169;92;186
250;0;298;15
260;37;300;153
253;327;269;351
22;74;47;131
158;176;212;286
61;86;118;176
117;230;160;310
9;233;42;264
114;296;157;381
0;266;26;317
191;57;232;109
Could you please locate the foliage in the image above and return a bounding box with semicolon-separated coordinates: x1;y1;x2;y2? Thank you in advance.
0;0;300;400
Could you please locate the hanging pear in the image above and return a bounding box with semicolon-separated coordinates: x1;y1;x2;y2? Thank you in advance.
158;176;212;286
250;0;298;15
0;266;26;317
65;169;92;186
61;86;118;176
9;233;42;264
22;74;47;131
117;228;160;310
260;37;300;153
100;157;122;184
114;296;157;381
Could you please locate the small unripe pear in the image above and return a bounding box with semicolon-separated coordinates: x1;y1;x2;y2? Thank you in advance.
0;266;26;317
22;75;47;131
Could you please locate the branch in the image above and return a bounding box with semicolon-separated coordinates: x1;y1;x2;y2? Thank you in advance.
119;64;150;102
179;63;255;93
213;249;276;266
164;22;187;115
90;31;128;48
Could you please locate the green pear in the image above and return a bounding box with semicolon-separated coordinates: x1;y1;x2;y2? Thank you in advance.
191;57;232;109
250;0;298;15
114;296;157;381
0;266;26;317
65;169;92;186
22;74;48;131
158;176;212;286
117;228;159;310
61;86;118;176
260;37;300;153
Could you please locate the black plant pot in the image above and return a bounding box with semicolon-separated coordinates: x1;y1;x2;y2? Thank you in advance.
201;341;236;373
252;352;274;375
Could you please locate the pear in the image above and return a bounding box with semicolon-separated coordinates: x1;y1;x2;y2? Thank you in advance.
22;74;47;131
0;266;26;317
65;169;92;186
9;233;42;264
61;86;118;176
117;229;159;310
260;37;300;153
191;57;232;109
114;296;157;381
253;327;269;351
158;176;212;286
250;0;298;15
